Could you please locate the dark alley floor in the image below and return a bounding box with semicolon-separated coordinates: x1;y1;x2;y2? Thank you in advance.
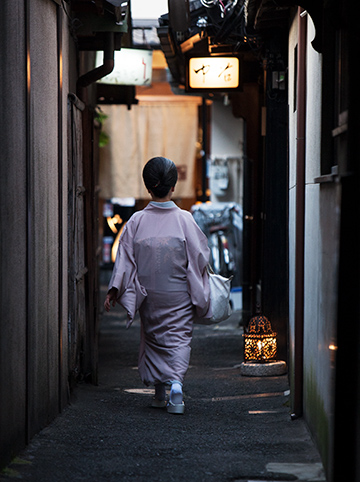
1;292;325;482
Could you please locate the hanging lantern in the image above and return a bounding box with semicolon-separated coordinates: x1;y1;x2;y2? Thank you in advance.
243;315;277;362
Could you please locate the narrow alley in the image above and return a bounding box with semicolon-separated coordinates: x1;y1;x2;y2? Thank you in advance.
1;290;324;482
1;1;360;481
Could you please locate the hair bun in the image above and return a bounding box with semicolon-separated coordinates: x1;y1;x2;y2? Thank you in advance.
143;157;178;198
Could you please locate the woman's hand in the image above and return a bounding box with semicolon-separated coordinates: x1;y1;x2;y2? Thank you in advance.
104;287;118;312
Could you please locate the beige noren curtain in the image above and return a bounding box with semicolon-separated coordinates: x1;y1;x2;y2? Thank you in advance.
99;97;201;199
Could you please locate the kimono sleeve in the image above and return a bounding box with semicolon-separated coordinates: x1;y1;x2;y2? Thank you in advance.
108;214;147;328
182;212;212;319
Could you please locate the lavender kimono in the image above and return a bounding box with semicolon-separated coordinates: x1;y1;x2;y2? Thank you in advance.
108;201;212;385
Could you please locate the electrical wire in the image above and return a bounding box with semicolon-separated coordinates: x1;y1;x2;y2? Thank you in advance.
218;0;226;15
200;0;218;8
61;0;81;42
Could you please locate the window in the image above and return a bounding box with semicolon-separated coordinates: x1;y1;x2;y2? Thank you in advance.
318;4;348;181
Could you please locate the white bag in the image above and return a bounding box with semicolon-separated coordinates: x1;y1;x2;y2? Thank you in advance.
196;265;232;325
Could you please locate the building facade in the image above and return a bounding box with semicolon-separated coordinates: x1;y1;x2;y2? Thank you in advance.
0;0;128;467
248;2;360;480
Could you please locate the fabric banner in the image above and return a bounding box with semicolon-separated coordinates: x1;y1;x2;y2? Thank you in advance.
99;97;201;199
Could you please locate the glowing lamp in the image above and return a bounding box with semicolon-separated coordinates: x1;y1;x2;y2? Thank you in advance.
186;56;241;92
96;48;153;86
243;315;277;362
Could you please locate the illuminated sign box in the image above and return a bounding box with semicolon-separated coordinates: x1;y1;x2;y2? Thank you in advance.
96;48;153;86
186;56;241;92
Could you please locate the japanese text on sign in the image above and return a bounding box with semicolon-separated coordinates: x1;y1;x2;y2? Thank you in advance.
189;57;240;89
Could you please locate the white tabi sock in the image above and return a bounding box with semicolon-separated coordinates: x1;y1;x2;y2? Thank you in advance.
170;382;183;405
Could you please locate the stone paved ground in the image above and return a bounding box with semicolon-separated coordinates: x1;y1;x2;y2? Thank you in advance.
1;297;326;482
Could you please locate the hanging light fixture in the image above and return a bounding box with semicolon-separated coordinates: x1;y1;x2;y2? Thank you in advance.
186;55;241;91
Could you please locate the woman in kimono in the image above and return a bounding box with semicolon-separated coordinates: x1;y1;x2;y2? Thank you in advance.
104;157;212;414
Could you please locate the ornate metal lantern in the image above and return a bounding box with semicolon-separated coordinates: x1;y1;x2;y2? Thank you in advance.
243;315;277;362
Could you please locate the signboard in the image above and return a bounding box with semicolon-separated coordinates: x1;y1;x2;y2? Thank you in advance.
96;48;153;86
186;56;240;91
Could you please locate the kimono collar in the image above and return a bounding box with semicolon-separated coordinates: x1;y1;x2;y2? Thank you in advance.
149;201;177;209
